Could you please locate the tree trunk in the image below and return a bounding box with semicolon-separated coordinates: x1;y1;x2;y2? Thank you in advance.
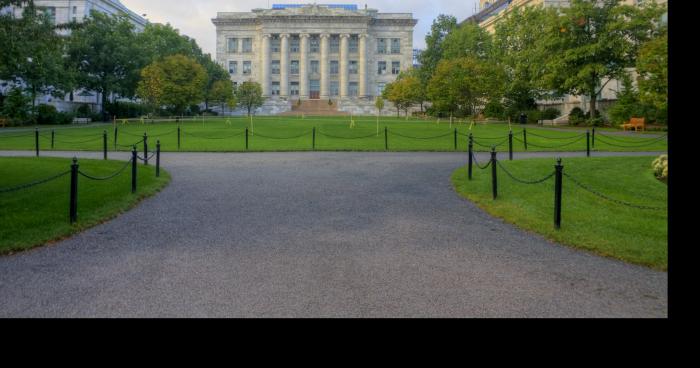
589;92;597;121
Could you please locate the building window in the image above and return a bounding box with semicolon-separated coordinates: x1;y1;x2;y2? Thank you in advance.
330;60;339;75
377;82;386;96
242;38;252;53
271;60;280;75
392;61;401;75
330;81;339;97
310;60;319;74
377;38;387;54
290;60;299;75
271;82;280;96
73;6;77;14
227;38;238;53
242;61;252;75
290;36;300;53
228;61;238;75
39;7;56;24
391;38;401;54
290;82;300;96
330;36;340;53
310;36;320;53
271;36;280;52
349;36;358;53
349;60;358;74
349;82;358;97
377;61;387;75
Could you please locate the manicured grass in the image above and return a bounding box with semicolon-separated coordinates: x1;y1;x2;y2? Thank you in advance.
0;116;668;153
0;156;170;255
451;156;667;270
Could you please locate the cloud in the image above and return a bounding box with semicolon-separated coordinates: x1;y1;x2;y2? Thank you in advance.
120;0;479;55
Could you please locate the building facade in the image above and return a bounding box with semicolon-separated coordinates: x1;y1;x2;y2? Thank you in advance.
212;4;417;115
2;0;148;113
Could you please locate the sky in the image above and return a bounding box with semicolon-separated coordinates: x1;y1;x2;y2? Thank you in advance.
120;0;480;56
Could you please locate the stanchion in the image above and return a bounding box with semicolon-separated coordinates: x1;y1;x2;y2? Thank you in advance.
114;126;118;150
586;130;591;157
245;128;249;151
468;133;473;181
385;127;388;151
523;128;528;151
131;146;137;194
35;128;39;157
592;127;596;148
51;129;55;150
312;127;316;151
177;126;181;150
69;157;78;224
554;158;563;229
156;140;161;178
103;130;108;160
491;147;498;199
454;128;457;151
143;133;149;165
508;129;513;161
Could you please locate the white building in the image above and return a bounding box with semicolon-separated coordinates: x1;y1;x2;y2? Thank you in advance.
212;4;418;115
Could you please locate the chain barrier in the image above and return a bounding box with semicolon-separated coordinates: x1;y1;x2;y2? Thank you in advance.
0;170;70;194
596;132;668;143
182;130;246;140
388;131;453;140
115;138;144;148
0;132;35;139
473;137;509;149
525;131;585;140
513;135;584;149
317;131;380;139
47;135;104;145
562;172;666;211
252;131;312;140
496;161;555;185
136;151;157;162
594;134;668;148
471;152;492;170
78;159;133;181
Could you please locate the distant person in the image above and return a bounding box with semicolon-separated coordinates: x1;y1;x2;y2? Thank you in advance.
519;113;527;125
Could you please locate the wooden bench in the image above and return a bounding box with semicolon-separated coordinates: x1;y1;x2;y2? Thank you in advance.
621;117;645;132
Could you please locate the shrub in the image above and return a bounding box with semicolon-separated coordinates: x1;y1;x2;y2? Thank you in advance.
483;100;506;119
540;108;561;120
36;104;59;125
1;88;31;125
105;101;150;119
75;104;92;118
569;107;585;125
56;111;75;125
652;155;668;183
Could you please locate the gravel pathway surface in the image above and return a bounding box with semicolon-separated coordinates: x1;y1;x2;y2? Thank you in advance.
0;151;667;317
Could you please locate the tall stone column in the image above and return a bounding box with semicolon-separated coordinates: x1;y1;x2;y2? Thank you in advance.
320;34;330;100
261;34;271;97
358;34;368;99
280;33;290;98
299;33;309;99
339;33;350;99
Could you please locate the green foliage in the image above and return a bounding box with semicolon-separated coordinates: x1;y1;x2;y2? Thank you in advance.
540;108;561;120
483;100;505;119
636;32;667;123
36;104;58;124
418;14;458;77
569;107;586;125
375;96;384;112
652;154;668;182
137;54;207;115
0;88;31;124
236;81;265;116
104;101;150;119
441;21;493;60
607;74;643;126
383;72;423;117
208;79;236;114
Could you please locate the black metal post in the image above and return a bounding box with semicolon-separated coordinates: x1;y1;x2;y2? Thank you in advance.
143;133;149;165
385;127;388;151
523;128;528;151
491;147;498;199
51;129;55;150
554;158;563;229
245;128;249;151
114;126;118;150
508;129;513;161
103;130;108;160
131;146;137;194
468;133;473;181
69;157;78;224
156;140;161;178
177;126;181;150
35;128;39;157
312;127;316;151
586;130;590;157
592;127;595;148
454;128;457;151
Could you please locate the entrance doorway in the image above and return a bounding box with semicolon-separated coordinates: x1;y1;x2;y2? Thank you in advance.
309;80;320;99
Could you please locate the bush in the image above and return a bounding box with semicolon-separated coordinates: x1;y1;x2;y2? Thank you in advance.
540;108;561;120
569;107;586;125
36;104;59;125
56;111;75;125
483;100;506;119
75;104;92;118
1;88;31;125
652;155;668;183
104;101;150;119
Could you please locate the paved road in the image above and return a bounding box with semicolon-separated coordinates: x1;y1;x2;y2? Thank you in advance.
0;151;667;317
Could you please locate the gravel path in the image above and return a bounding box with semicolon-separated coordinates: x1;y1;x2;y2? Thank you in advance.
0;151;667;318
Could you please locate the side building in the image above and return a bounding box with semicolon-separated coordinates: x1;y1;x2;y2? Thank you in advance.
2;0;148;115
212;4;418;115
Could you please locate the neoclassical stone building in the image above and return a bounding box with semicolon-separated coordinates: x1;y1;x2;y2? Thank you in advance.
212;4;418;115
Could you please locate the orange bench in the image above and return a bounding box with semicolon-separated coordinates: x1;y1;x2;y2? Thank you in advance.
621;117;645;132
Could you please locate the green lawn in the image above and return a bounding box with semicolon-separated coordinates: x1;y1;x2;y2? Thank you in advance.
0;156;170;254
451;156;668;270
0;116;668;153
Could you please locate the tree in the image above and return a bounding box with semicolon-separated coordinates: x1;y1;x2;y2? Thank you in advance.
203;59;231;111
636;31;667;123
418;15;458;78
441;21;493;61
607;73;642;126
67;11;143;119
374;96;384;135
209;79;235;115
136;54;207;115
427;57;505;119
236;81;264;116
538;0;666;120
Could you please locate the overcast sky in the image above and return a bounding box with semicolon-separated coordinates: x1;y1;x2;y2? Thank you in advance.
120;0;480;56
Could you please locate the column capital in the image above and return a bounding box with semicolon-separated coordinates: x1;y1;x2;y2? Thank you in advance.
299;33;310;39
280;33;290;39
340;33;351;39
262;34;272;39
358;33;368;40
319;33;331;39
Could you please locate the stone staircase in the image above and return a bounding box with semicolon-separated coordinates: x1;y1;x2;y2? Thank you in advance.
281;99;349;116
